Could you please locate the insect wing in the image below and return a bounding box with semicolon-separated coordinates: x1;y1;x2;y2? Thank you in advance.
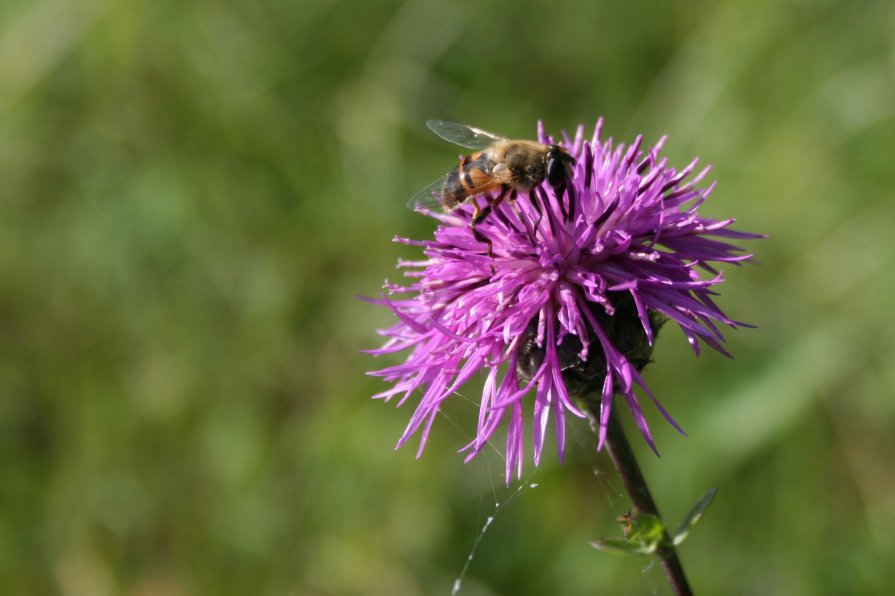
407;173;451;210
426;120;505;150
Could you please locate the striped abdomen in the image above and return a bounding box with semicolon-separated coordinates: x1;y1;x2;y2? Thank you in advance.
440;153;497;210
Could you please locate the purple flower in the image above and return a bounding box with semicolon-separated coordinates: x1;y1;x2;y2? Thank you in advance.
366;119;759;483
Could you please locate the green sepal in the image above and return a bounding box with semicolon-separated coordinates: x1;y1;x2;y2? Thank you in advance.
672;487;717;546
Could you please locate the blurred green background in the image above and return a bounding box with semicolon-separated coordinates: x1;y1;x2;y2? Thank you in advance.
1;0;893;594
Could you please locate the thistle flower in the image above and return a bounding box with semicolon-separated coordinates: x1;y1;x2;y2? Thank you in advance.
366;119;759;483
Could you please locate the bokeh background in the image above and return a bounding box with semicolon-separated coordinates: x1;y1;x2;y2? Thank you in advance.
1;0;894;594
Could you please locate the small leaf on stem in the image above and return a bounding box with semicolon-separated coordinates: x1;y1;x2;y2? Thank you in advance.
672;487;717;546
590;537;657;555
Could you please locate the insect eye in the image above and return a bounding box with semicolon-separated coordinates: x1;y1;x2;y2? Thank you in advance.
546;154;567;187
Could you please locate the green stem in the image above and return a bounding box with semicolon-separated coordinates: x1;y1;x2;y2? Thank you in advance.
586;398;693;596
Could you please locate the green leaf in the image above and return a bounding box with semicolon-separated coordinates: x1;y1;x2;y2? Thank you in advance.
672;487;717;546
590;537;657;555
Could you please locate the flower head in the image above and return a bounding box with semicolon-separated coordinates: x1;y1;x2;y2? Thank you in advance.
366;119;760;483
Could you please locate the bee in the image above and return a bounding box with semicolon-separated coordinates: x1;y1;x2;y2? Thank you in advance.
409;120;576;231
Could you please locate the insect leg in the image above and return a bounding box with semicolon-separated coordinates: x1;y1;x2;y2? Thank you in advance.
471;226;492;254
471;185;508;226
471;186;508;275
470;199;481;224
469;200;493;261
470;223;495;276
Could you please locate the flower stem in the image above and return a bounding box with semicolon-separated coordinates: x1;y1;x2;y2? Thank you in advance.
585;398;693;596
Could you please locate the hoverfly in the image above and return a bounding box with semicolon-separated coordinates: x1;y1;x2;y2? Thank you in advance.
409;120;576;233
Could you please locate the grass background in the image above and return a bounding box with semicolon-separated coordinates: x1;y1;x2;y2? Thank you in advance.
1;0;894;593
